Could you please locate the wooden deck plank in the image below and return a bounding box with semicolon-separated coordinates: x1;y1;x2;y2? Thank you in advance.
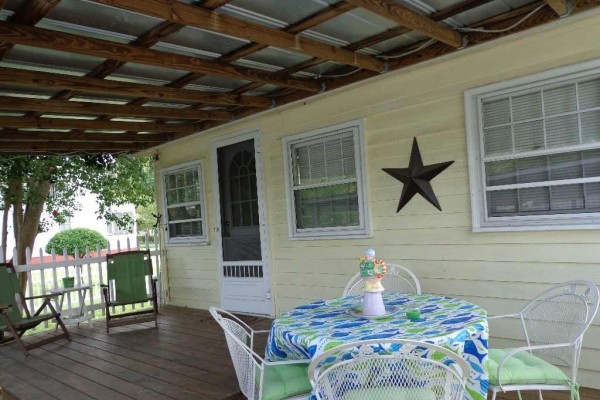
27;332;231;399
1;345;128;400
20;336;178;400
1;306;598;400
0;347;95;400
71;325;239;380
0;370;58;400
65;330;237;391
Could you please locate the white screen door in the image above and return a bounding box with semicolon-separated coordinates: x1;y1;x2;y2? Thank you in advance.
213;134;272;315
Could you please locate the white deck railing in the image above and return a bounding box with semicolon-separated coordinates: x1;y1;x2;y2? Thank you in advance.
1;232;162;326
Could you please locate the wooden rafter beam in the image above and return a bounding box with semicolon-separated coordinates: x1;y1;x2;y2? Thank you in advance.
0;116;199;134
0;140;149;153
200;0;232;9
345;0;494;51
219;1;357;64
65;0;229;82
37;1;234;124
96;0;386;72
544;0;569;15
0;22;322;92
160;1;358;115
81;21;187;82
7;0;61;26
0;0;61;59
147;1;357;112
325;0;596;91
88;0;229;80
213;0;598;131
0;129;171;143
0;97;232;121
0;67;273;108
232;0;493;95
345;0;463;48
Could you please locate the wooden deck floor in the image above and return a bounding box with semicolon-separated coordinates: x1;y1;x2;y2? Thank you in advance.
0;306;597;400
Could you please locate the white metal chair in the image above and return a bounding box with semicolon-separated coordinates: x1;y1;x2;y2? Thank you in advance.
308;339;469;400
343;263;421;296
488;280;600;400
209;307;311;400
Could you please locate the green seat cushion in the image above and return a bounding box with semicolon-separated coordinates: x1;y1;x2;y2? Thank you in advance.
488;348;570;386
342;387;437;400
0;314;51;331
261;363;311;400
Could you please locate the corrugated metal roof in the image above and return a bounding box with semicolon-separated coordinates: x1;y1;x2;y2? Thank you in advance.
0;0;590;154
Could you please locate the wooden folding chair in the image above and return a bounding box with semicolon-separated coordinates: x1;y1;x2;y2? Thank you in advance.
101;250;158;333
0;262;71;356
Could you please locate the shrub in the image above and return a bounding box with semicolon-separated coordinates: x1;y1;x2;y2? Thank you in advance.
45;228;107;258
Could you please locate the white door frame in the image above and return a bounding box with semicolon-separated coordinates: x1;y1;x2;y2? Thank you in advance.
211;129;274;316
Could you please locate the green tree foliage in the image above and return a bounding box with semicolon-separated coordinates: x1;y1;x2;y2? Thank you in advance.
135;203;158;232
0;154;154;289
45;228;107;258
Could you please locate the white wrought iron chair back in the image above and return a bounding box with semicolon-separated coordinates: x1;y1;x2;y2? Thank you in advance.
343;263;421;296
209;307;261;400
308;339;469;400
516;280;599;378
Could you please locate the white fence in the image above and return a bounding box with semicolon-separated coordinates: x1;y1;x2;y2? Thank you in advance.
1;232;162;327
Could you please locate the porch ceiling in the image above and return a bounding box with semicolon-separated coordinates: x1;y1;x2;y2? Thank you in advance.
0;0;597;155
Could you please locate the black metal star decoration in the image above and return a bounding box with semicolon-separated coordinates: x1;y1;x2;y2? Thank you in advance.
383;137;454;213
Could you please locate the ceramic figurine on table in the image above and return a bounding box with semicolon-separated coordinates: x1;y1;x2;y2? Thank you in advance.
359;248;387;292
359;248;387;316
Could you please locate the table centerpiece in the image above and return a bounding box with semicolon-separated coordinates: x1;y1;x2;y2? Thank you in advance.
359;248;387;316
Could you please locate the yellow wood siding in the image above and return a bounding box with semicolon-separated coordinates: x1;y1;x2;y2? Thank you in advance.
154;10;600;388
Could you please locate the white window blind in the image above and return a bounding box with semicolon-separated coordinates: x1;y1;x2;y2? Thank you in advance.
482;77;600;218
284;120;370;238
465;61;600;231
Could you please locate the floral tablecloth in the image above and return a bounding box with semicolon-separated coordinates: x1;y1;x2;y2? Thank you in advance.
266;293;489;400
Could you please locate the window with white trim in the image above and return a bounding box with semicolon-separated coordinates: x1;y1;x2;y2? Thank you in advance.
161;161;208;244
284;120;370;239
106;212;134;235
466;61;600;231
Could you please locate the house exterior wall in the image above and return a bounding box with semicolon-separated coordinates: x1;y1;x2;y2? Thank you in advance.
154;10;600;388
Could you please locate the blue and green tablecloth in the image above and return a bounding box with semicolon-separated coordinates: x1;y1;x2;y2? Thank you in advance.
266;292;489;400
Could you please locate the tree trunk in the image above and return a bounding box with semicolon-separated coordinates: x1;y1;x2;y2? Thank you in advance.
13;178;51;292
1;205;8;263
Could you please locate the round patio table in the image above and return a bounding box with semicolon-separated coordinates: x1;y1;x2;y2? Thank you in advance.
266;292;489;400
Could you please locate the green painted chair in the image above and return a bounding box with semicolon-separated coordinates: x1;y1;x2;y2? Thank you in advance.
101;250;158;333
209;307;312;400
488;280;599;400
0;262;71;355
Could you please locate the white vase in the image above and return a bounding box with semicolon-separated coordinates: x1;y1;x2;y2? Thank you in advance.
363;291;386;316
